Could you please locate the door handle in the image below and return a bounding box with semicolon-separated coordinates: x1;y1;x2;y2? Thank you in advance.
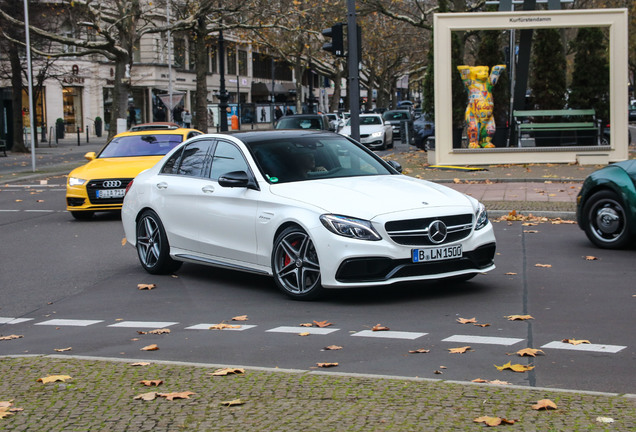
202;185;215;193
156;182;168;190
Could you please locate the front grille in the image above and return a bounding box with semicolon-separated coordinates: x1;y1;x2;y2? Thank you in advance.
86;178;133;205
385;214;473;246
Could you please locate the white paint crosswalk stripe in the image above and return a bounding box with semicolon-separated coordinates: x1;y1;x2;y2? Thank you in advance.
442;335;524;346
352;330;427;340
541;341;626;353
186;324;257;331
0;317;34;324
108;321;179;328
267;326;339;335
35;319;104;327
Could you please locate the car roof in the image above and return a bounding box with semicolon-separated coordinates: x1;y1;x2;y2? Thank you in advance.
115;126;201;138
129;122;181;131
216;129;339;143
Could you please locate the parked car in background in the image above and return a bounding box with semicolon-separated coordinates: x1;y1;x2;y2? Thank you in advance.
413;114;435;149
325;113;344;132
121;130;496;300
629;103;636;122
382;110;414;142
339;113;393;150
66;124;202;220
577;160;636;249
274;114;333;131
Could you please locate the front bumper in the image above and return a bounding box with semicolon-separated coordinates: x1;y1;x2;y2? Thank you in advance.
312;220;497;288
66;178;132;212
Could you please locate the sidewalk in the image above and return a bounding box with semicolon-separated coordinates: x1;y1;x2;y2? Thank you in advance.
3;135;624;218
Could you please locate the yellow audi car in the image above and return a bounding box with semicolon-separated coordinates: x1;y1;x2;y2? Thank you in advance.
66;123;202;220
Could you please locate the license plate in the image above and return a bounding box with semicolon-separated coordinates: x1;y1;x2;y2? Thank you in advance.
96;189;125;199
412;245;462;263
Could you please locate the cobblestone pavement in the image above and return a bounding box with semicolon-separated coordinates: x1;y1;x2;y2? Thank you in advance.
1;356;635;431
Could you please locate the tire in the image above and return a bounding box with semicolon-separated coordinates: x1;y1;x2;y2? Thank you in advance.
136;210;182;274
582;190;633;249
272;226;323;300
71;211;94;220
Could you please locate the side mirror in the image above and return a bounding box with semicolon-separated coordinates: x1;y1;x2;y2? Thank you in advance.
84;152;96;161
218;170;259;190
386;160;403;173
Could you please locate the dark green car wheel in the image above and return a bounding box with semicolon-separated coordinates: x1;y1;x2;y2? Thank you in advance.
582;190;633;249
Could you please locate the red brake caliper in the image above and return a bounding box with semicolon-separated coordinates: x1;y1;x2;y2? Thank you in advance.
284;240;300;267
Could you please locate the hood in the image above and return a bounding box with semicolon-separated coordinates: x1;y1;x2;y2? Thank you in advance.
68;156;163;179
269;175;475;220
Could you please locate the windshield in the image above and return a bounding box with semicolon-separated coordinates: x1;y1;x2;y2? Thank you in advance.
248;135;394;184
275;117;323;130
99;134;184;158
347;116;382;126
382;111;410;121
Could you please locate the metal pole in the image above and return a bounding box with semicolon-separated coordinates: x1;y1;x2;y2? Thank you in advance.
218;28;229;132
23;0;36;172
167;0;173;121
346;0;360;142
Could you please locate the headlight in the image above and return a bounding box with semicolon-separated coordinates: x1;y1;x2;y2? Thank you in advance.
475;203;489;230
320;214;382;241
68;177;87;186
370;131;383;138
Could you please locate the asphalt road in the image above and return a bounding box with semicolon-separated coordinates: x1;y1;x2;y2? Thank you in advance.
1;178;635;396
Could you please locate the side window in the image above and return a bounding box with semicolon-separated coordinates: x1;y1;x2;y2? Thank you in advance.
209;141;248;180
160;147;184;174
176;140;213;177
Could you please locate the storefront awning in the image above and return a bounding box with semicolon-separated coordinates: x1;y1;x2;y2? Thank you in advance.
251;82;271;96
276;82;296;94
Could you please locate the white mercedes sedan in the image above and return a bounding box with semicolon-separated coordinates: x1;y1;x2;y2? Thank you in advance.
339;114;394;150
121;130;496;300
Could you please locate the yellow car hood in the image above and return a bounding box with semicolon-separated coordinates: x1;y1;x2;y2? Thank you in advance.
69;156;164;180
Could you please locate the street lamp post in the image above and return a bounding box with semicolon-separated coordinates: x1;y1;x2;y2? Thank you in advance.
23;0;36;171
218;28;229;132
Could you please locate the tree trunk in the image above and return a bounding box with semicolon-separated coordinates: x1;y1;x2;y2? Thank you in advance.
108;57;132;140
9;42;27;153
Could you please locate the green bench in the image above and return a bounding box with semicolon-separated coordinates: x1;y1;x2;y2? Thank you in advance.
0;139;6;157
513;109;601;147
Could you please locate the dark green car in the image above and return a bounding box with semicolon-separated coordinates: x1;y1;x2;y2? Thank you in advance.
576;160;636;248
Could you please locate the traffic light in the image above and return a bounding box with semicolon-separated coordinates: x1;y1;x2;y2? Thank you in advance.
322;23;344;57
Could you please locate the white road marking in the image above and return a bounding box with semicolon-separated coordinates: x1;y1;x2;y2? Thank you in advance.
0;317;34;324
442;335;524;346
541;341;626;353
0;210;20;212
24;210;55;213
108;321;179;328
266;326;339;335
351;330;427;340
35;319;104;327
186;324;257;331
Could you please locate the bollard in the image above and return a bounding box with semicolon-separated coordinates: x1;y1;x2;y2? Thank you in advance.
86;126;89;143
77;127;81;146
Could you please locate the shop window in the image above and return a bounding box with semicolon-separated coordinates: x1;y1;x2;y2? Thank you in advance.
63;87;83;133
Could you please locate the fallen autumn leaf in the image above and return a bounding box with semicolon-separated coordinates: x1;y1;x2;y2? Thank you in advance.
532;399;557;410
